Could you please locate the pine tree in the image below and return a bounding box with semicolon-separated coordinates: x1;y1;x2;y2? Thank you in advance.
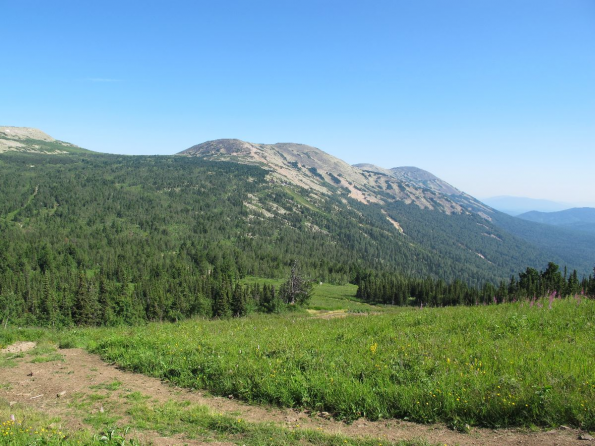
231;283;247;317
213;281;232;318
0;291;23;328
41;272;59;327
280;260;313;306
74;271;97;325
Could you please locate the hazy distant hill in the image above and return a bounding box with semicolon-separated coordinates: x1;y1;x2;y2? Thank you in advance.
481;195;572;215
517;208;595;234
0;126;90;154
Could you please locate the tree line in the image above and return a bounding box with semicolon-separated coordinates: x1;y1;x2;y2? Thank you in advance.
0;257;313;328
356;262;595;307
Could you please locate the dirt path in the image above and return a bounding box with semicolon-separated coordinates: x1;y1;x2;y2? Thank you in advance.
0;344;589;445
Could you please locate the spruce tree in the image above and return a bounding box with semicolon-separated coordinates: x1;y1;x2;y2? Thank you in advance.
232;283;247;317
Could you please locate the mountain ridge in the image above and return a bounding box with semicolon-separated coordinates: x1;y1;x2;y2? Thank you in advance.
0;126;90;154
180;139;485;216
2;130;593;279
178;138;595;276
481;195;574;215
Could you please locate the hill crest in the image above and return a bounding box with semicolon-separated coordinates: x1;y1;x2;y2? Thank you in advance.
0;126;89;154
180;139;481;215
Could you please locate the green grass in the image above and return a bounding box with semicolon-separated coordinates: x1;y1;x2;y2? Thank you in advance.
3;285;595;432
25;341;64;363
241;277;378;312
0;399;138;445
0;353;22;369
29;353;64;363
34;387;421;445
68;296;595;430
309;283;380;312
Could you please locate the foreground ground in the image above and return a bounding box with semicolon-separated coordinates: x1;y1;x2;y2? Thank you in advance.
0;341;588;445
1;285;594;444
0;345;581;445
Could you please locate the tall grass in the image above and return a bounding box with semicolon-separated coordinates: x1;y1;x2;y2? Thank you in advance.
80;296;595;429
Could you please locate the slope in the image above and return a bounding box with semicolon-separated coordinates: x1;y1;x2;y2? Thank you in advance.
0;126;91;154
179;139;588;280
181;139;467;214
353;162;594;276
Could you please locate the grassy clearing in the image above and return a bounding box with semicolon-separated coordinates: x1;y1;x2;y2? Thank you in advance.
241;277;378;313
3;285;595;432
309;283;379;312
61;296;595;430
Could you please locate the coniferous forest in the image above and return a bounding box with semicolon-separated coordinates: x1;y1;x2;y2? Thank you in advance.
0;152;593;327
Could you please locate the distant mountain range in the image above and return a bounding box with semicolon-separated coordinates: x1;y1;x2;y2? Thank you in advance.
517;208;595;234
2;128;594;281
481;196;574;215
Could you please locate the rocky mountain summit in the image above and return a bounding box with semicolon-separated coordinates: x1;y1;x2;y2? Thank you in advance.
180;139;489;216
0;126;88;154
354;163;491;217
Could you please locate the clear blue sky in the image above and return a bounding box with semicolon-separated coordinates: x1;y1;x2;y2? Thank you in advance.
2;0;594;205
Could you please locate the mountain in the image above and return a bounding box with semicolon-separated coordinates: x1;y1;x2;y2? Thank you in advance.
517;208;595;234
2;133;593;291
481;196;573;215
1;151;533;289
355;164;459;195
354;163;492;216
0;126;90;154
181;139;481;216
179;139;594;279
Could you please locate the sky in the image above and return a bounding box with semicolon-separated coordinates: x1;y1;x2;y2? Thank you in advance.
1;0;594;205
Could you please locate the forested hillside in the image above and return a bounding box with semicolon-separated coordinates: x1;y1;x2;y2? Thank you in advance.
0;152;592;326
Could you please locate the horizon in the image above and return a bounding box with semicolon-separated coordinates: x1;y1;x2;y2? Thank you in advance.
1;1;594;205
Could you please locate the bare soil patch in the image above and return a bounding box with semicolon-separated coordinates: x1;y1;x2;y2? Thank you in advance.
0;346;588;445
0;341;37;353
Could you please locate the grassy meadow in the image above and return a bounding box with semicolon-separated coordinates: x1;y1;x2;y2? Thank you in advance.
2;284;595;433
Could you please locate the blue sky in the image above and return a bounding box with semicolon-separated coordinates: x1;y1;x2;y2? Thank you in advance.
1;0;594;205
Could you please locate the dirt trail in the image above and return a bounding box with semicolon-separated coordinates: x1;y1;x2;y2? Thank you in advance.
0;344;588;445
